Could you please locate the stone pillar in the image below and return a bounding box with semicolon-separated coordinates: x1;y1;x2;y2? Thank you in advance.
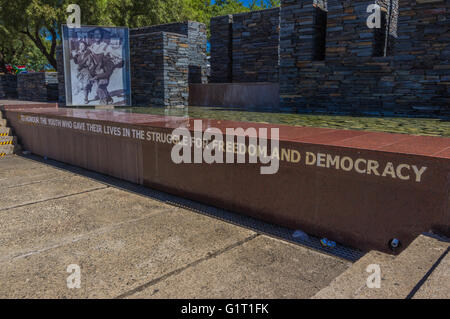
56;45;66;106
326;0;377;61
231;8;280;83
131;22;207;85
279;0;317;109
130;31;188;107
279;0;377;110
163;32;189;107
210;14;233;83
187;21;208;84
393;0;450;116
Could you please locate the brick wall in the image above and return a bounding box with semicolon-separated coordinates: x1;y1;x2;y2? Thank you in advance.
130;32;188;107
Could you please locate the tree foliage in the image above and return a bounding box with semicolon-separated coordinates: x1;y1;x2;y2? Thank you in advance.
0;0;280;70
0;25;48;72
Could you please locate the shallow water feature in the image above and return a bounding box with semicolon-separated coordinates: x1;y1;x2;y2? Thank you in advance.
118;106;450;138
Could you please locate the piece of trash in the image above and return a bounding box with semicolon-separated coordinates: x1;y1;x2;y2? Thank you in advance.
44;156;48;160
389;238;401;250
292;230;309;240
320;238;336;248
22;151;31;155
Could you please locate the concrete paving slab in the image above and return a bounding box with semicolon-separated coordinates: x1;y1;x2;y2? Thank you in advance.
0;207;255;298
126;236;351;299
0;175;107;210
312;250;395;299
413;250;450;299
358;235;449;299
0;155;46;171
0;154;354;299
0;163;73;188
314;235;450;299
0;187;177;260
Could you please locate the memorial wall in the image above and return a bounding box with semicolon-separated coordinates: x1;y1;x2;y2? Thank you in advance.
131;21;208;84
279;0;449;116
1;1;448;257
4;106;449;253
209;0;448;117
130;31;189;107
10;1;450;115
60;26;132;106
56;21;207;107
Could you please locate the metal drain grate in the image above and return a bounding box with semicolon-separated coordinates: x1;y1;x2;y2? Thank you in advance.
24;154;366;262
163;198;365;262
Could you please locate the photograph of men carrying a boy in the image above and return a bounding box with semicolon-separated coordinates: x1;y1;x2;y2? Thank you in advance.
62;26;131;106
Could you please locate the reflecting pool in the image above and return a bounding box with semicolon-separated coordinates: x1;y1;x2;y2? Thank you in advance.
118;106;449;138
66;105;450;137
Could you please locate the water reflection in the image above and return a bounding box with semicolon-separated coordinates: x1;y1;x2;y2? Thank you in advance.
67;105;450;137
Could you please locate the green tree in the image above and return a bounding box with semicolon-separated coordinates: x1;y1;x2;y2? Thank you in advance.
0;0;280;69
0;26;47;72
0;0;111;70
0;27;22;72
108;0;184;28
210;0;250;16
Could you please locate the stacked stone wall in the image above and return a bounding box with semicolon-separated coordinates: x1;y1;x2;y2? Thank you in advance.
210;8;281;83
279;0;449;117
17;72;58;102
131;32;188;107
0;74;17;99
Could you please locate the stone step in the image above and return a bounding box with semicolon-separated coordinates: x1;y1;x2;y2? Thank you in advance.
0;135;16;144
312;234;450;299
0;127;11;136
412;244;450;299
0;135;17;145
0;144;16;156
312;250;394;299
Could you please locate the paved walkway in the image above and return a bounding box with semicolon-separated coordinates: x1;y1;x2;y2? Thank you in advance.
0;155;350;298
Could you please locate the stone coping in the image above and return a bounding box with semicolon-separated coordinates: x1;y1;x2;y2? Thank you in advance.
8;107;450;159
